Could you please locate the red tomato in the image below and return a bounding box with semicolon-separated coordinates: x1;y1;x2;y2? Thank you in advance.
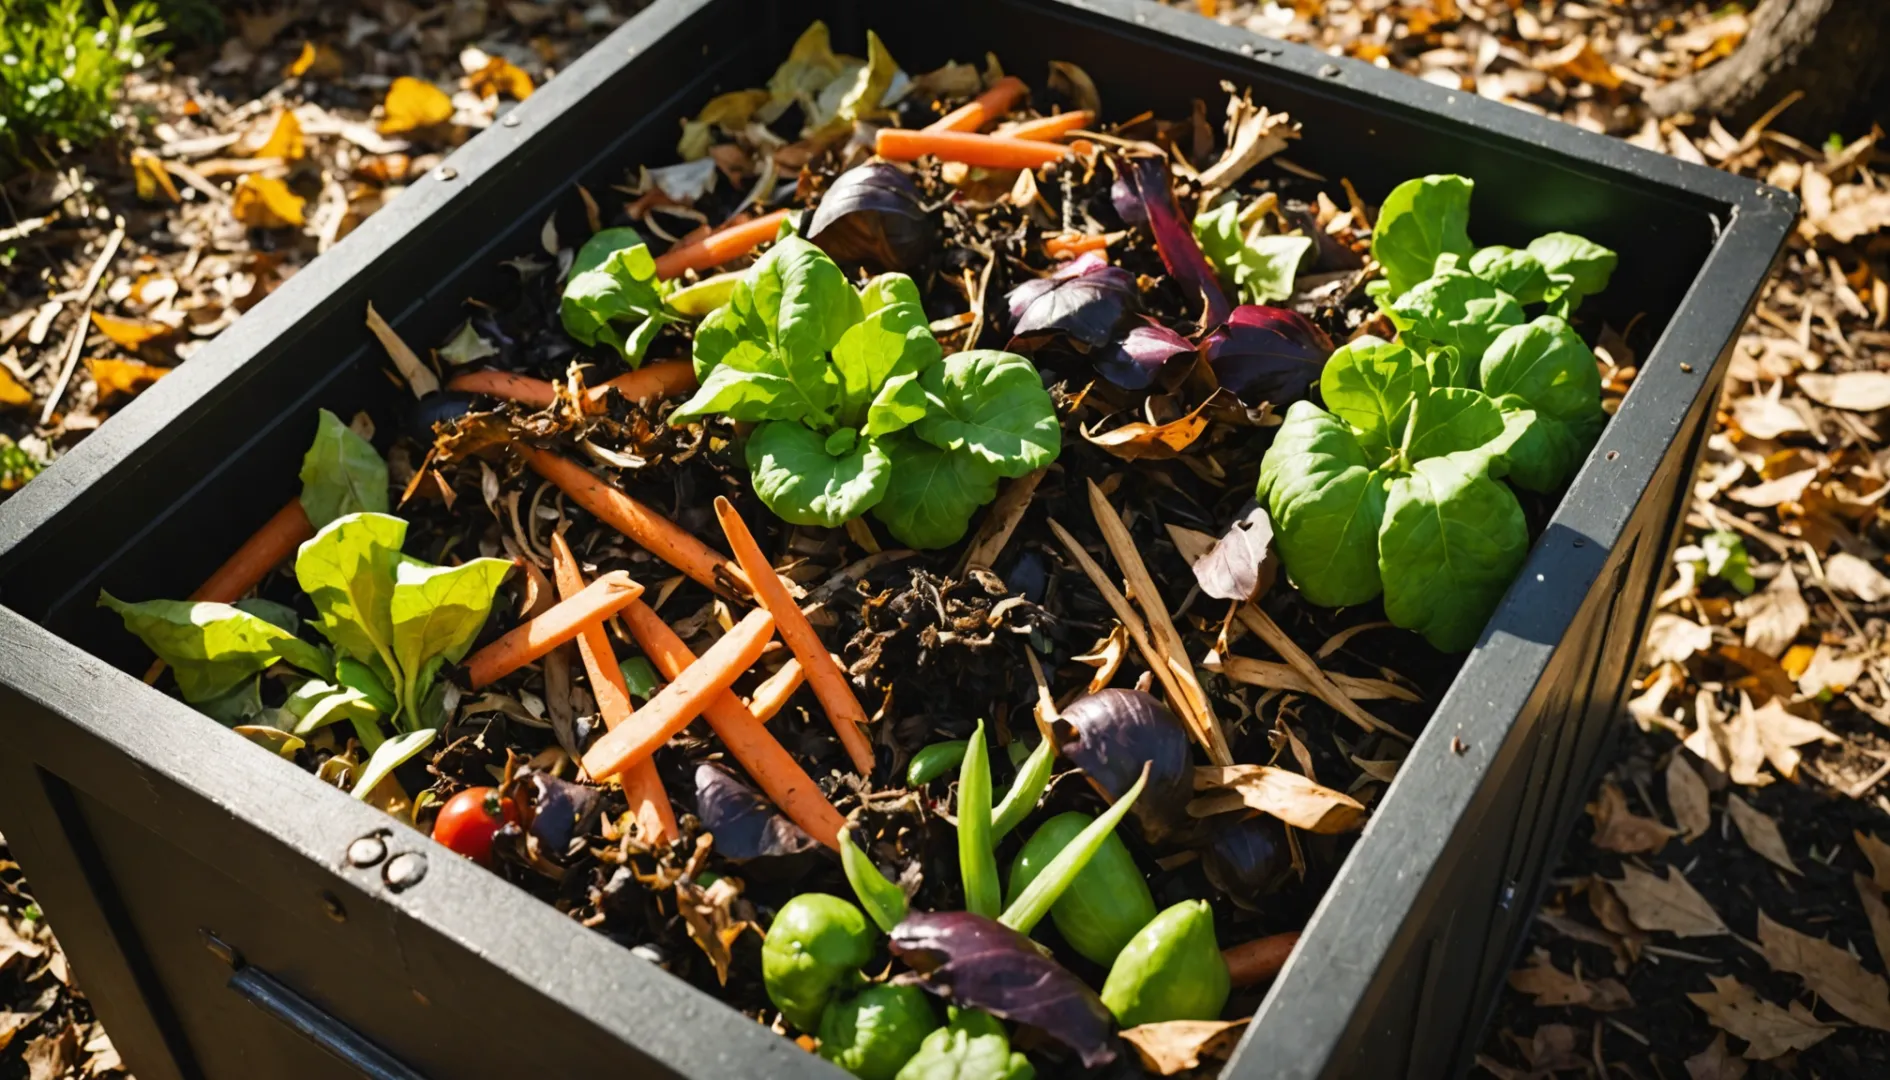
431;786;517;866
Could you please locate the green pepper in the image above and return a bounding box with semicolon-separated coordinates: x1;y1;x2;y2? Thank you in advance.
999;763;1147;935
895;1008;1034;1080
761;893;876;1032
1007;811;1157;966
908;740;969;786
990;737;1055;842
957;721;1001;918
819;983;939;1080
1100;900;1230;1027
840;827;909;933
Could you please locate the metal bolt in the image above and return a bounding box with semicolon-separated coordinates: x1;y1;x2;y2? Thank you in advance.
1679;362;1694;373
384;852;429;892
1238;43;1254;56
502;113;520;128
1605;450;1619;461
347;835;387;868
438;165;459;181
321;892;347;923
1318;63;1342;79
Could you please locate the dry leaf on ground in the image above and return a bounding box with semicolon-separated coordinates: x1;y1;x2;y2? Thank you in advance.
1644;612;1715;666
22;1025;77;1080
1728;383;1809;439
1734;565;1807;657
1610;864;1728;937
252;109;306;160
89;312;168;349
379;76;455;134
1741;695;1838;781
1081;400;1213;460
1506;949;1633;1010
1687;974;1834;1060
0;919;45;973
1588;780;1675;854
1684;1032;1749;1080
1756;911;1890;1030
1859;831;1890;891
1797;371;1890;412
1119;1019;1249;1075
1824;552;1890;602
467;56;535;100
1189;765;1364;833
1667;753;1712;843
1857;874;1890;971
1724;795;1798;875
0;369;29;409
86;358;169;402
1725;468;1816;509
231;174;306;228
365;302;440;397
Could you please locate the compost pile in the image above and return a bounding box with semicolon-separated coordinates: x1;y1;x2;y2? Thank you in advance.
98;21;1628;1079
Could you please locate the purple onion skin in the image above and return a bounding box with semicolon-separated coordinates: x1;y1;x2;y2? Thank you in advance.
1095;321;1193;391
1200;813;1293;908
1123;155;1231;329
523;771;601;854
890;912;1118;1068
1007;253;1139;349
806;163;936;275
1055;690;1194;845
1201;304;1334;408
695;762;820;863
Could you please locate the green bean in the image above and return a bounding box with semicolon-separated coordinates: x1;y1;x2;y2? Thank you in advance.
990;736;1055;841
906;739;969;786
998;763;1148;935
839;827;909;933
957;720;1001;918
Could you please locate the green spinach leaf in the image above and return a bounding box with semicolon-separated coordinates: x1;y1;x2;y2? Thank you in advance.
1319;336;1424;459
99;593;326;702
1480;316;1606;426
1193;200;1313;305
1526;232;1616;309
1492;395;1603;493
1257;402;1390;608
561;227;680;365
1466;246;1551;306
1369;174;1475;298
299;409;388;528
1402;387;1505;465
913;350;1060;478
872;432;1001;550
1385;269;1524;373
746;419;893;528
1377;451;1529;652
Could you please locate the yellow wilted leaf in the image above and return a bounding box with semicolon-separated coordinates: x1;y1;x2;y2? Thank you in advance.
253;110;305;161
87;358;169;401
89;312;169;349
285;41;343;79
130;149;181;203
0;367;31;408
1541;38;1624;91
466;56;534;101
379;76;454;134
231;174;306;228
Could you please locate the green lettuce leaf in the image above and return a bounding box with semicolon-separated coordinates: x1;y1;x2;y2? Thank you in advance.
299;409;388;528
294;512;406;680
1193;201;1313;305
1378;450;1529;652
1385;269;1524;378
1527;232;1617;310
746;420;892;528
351;727;436;801
1467;245;1551;306
1318;336;1424;460
1369;174;1475;298
98;593;328;702
913;350;1060;478
831;274;940;432
1256;402;1389;608
390;556;513;724
1480;316;1607;424
561;227;679;366
872;432;1000;549
1403;386;1506;465
1491;395;1602;493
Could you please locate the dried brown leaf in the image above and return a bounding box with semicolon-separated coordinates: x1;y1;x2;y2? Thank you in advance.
1858;831;1890;891
0;918;45;974
1824;552;1890;602
1208;655;1418;702
1507;948;1634;1010
1119;1018;1249;1075
1735;564;1807;656
379;76;455;134
89;311;169;349
1689;974;1833;1060
1072;622;1130;694
365;301;440;397
1081;399;1212;460
1756;910;1890;1030
676;875;755;987
1588;781;1675;854
1685;1033;1749;1080
86;357;168;402
1798;370;1890;412
1668;753;1712;843
1610;863;1728;937
231;174;306;228
1643;612;1714;666
1857;874;1890;972
1729;383;1809;439
1189;504;1276;602
23;1025;77;1080
1190;764;1365;834
1739;694;1838;782
1724;794;1799;874
1725;468;1816;508
1197;88;1295;191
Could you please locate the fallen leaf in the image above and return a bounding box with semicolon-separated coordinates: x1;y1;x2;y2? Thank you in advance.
1729;383;1809;439
22;1026;77;1080
1740;694;1837;782
1690;973;1833;1060
1816;191;1890;245
1190;504;1277;602
438;321;499;367
1119;1018;1249;1075
1538;38;1624;89
467;56;535;100
1858;831;1890;890
1507;1024;1589;1073
130;148;180;203
1082;399;1213;460
1507;949;1633;1010
1667;753;1712;843
231;174;306;228
252;109;305;160
1798;371;1890;412
1725;467;1816;508
1588;876;1650;964
1796;645;1865;697
1189;764;1365;834
1072;623;1130;694
86;358;169;401
365;302;440;397
1858;874;1890;972
1757;910;1890;1030
1644;612;1715;665
1197;89;1295;191
1686;690;1736;780
1824;552;1890;601
0;918;45;973
284;40;344;79
379;76;455;134
89;311;168;349
676;874;755;986
1724;795;1798;874
1588;781;1675;854
0;367;29;408
1734;565;1807;657
1610;863;1728;937
1628;664;1679;731
1685;1032;1749;1080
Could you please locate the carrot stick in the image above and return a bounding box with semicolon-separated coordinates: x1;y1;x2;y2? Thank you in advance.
518;445;748;596
653;208;796;280
445;370;558;408
998;110;1093;142
580;607;777;782
448;361;699;414
875;128;1068;170
713;497;876;776
746;658;805;724
1224;930;1300;987
463;570;644;688
549;534;677;845
1045;233;1110;260
620;600;844;850
144;497;317;684
925;75;1028;132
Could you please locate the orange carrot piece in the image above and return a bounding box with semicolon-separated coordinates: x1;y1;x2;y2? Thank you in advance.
746;658;805;724
998;110;1093;142
445;370;559;409
144;496;317;683
580;607;777;781
620;601;844;850
549;534;678;845
925;75;1028;132
586;360;698;408
1224;930;1301;987
463;570;644;688
653;208;796;280
875;128;1068;171
518;446;748;596
713;497;876;776
1044;233;1110;260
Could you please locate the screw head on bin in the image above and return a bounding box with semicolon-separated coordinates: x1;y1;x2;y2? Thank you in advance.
384;852;428;892
1319;63;1342;78
347;835;387;868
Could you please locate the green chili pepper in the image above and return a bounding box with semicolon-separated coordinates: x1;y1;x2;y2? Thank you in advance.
818;983;939;1080
896;1008;1034;1080
999;763;1148;935
840;827;909;933
335;657;397;715
1100;900;1231;1027
1007;811;1157;966
907;739;969;786
990;736;1055;841
761;893;876;1032
957;720;1001;918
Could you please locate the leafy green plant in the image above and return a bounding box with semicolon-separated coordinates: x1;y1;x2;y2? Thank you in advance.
1193;197;1314;306
561;227;682;366
896;1008;1034;1080
0;435;46;492
0;0;164;165
669;235;1059;547
101;411;513;795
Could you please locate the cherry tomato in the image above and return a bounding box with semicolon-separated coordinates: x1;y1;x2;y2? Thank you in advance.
431;786;517;866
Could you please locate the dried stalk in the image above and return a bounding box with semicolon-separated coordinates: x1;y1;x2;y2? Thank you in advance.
1234;604;1408;742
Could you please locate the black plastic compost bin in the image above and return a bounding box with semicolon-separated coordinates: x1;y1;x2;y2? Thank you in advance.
0;1;1793;1077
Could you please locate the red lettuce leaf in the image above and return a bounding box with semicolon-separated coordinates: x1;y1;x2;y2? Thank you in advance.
1200;304;1333;407
1123;155;1230;330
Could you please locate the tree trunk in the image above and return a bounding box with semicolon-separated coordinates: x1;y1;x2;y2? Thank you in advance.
1644;0;1889;139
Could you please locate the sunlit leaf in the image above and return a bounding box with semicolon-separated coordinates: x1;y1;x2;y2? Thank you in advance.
90;311;169;349
86;358;169;401
378;76;455;134
253;110;306;161
466;56;534;101
231;174;306;228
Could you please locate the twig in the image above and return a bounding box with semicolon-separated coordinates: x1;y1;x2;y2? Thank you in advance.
1233;604;1409;742
958;466;1046;573
39;299;94;426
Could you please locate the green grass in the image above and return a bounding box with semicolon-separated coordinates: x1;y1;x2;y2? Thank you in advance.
0;0;165;167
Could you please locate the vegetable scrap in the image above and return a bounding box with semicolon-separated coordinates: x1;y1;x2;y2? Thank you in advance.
99;22;1641;1077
